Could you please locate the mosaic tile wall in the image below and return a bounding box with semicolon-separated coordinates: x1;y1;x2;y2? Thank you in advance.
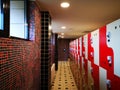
54;34;58;71
0;1;41;90
51;33;55;65
41;11;52;90
51;33;58;71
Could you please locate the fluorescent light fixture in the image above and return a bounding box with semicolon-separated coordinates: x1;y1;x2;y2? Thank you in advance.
60;1;70;8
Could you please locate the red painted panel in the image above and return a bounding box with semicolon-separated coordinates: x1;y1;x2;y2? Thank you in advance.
92;63;99;90
78;38;80;55
107;71;120;90
82;37;85;58
99;26;114;72
84;59;88;85
79;56;82;73
88;33;94;63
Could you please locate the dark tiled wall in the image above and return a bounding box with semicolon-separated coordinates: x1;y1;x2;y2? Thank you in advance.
0;1;41;90
50;33;58;71
51;33;55;65
41;11;51;90
51;33;58;66
54;34;58;71
58;39;71;61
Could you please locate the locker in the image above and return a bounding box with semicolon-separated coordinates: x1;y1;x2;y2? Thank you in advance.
91;29;100;66
79;37;82;57
88;61;94;90
99;26;113;72
81;57;85;74
83;34;88;60
88;33;94;63
91;63;99;90
99;67;107;90
106;71;120;90
79;56;82;73
84;58;88;87
69;18;120;90
82;37;85;58
78;37;82;71
106;19;120;77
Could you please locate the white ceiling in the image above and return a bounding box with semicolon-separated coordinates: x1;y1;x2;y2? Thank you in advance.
38;0;120;39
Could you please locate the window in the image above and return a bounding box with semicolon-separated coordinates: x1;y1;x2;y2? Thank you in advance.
0;0;4;30
0;0;28;39
10;0;28;39
0;0;9;37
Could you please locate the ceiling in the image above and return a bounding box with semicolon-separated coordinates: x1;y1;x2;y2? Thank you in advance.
38;0;120;39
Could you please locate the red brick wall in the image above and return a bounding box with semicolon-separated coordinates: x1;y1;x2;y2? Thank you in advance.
0;1;41;90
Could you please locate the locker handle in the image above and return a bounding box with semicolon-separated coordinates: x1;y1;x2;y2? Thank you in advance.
107;56;112;65
106;79;111;89
90;52;93;57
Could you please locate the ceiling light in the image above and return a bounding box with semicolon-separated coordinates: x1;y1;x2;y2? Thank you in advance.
61;33;64;35
60;0;70;8
61;36;64;38
61;26;66;29
58;35;64;38
49;25;52;30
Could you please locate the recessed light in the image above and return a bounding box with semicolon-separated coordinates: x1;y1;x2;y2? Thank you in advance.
60;2;70;8
61;26;66;29
61;33;64;35
61;36;64;38
49;25;52;30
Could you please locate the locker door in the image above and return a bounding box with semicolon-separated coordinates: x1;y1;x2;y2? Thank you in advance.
88;61;94;90
92;64;99;90
83;34;88;60
99;26;113;72
88;33;94;63
91;29;100;66
79;37;82;57
99;67;107;90
106;19;120;77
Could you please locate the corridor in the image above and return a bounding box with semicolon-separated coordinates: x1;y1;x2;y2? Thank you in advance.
51;61;78;90
0;0;120;90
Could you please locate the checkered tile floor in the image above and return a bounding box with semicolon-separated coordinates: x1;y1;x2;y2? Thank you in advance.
51;61;78;90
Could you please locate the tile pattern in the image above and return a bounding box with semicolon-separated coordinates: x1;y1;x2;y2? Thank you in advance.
54;34;58;71
51;33;55;65
0;1;41;90
41;11;51;90
50;33;58;71
0;39;40;90
51;61;78;90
